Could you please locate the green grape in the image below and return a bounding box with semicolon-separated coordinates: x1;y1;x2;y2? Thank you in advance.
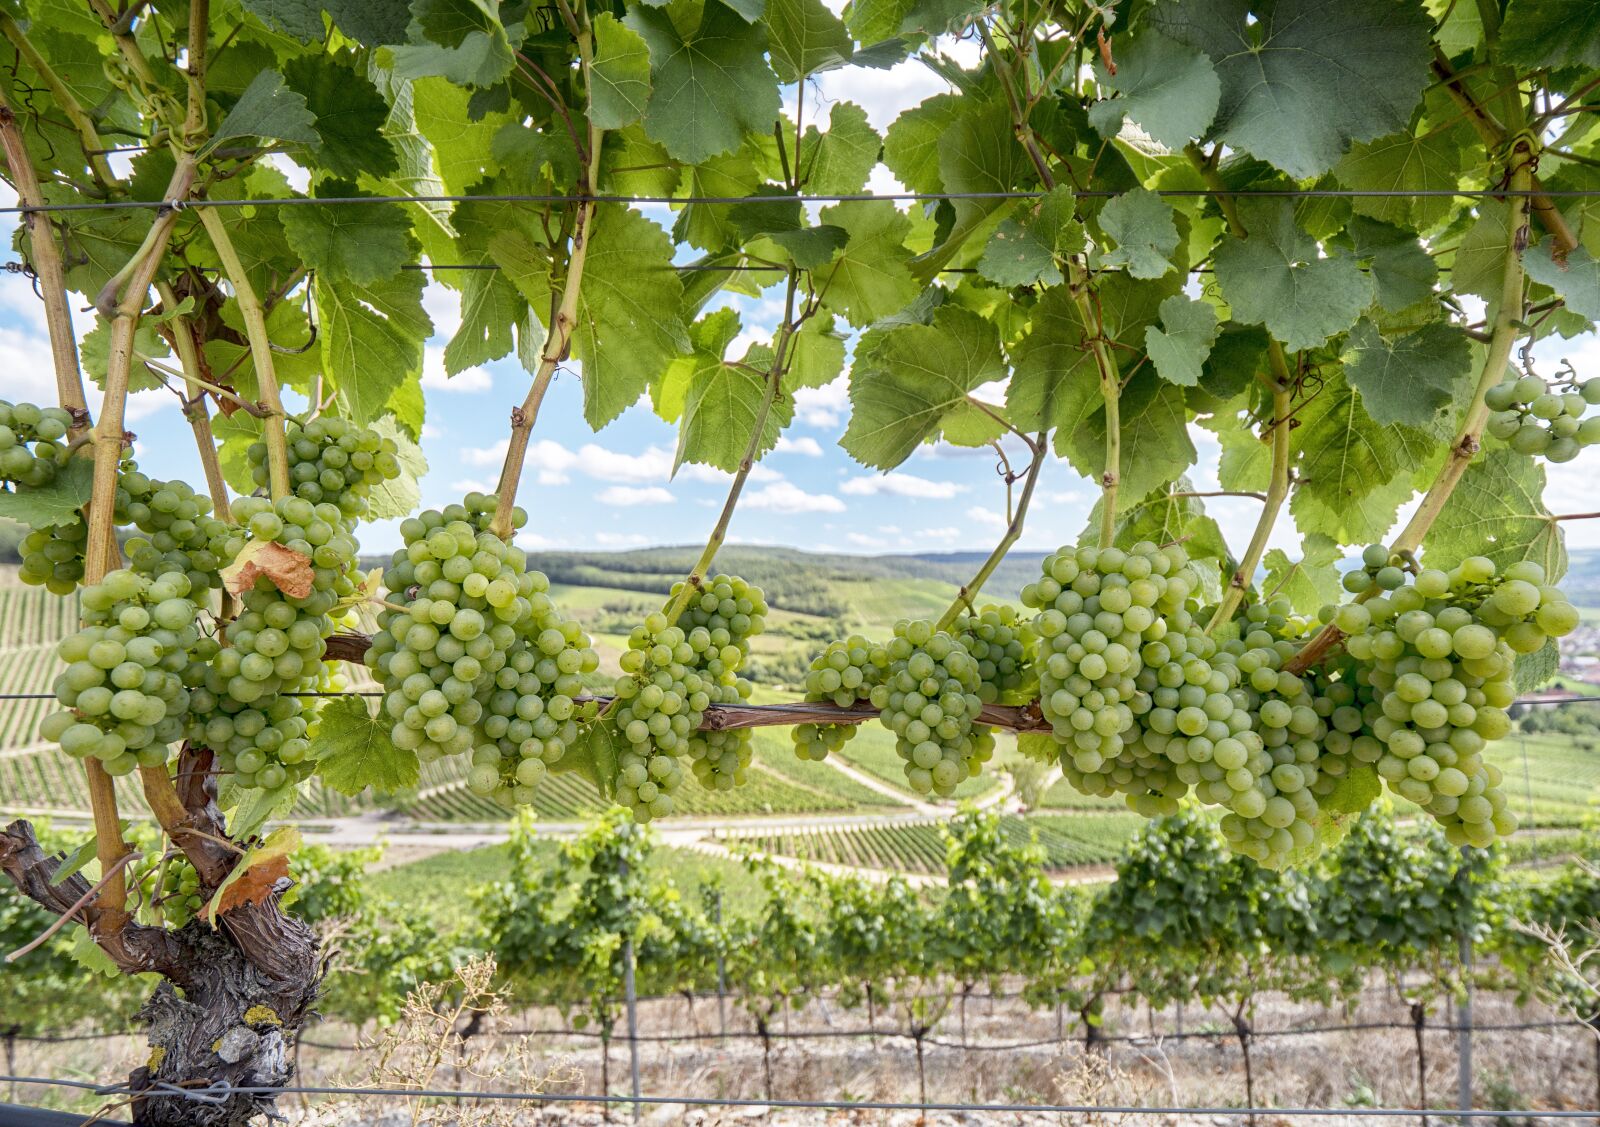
252;415;405;521
0;399;77;488
792;634;890;762
867;619;985;797
1021;541;1199;800
1483;382;1520;412
47;569;208;771
669;575;767;800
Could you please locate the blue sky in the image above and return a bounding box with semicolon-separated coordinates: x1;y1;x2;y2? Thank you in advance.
5;42;1600;561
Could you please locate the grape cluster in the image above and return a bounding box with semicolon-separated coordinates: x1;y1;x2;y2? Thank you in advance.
368;503;535;764
41;569;212;777
186;495;358;789
1340;556;1577;847
252;415;403;519
0;400;75;486
611;576;766;816
952;604;1035;704
792;635;889;762
1341;543;1409;596
1485;373;1600;462
131;850;204;927
868;619;986;796
1022;542;1199;794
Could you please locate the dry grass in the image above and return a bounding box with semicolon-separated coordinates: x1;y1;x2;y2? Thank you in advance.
9;979;1595;1126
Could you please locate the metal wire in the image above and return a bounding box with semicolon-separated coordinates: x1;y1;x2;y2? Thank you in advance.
2;1073;1596;1119
6;187;1600;216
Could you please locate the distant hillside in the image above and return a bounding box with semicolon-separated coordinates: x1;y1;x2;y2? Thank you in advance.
513;546;1049;617
1560;549;1600;607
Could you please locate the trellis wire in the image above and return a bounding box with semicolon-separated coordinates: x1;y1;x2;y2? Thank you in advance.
2;1073;1598;1120
6;186;1600;217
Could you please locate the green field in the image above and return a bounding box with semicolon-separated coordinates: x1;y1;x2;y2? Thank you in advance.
719;812;1142;874
831;722;1003;802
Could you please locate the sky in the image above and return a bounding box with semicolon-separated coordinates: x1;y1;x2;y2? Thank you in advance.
5;38;1600;563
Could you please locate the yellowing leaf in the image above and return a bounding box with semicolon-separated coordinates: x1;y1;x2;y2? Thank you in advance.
204;827;300;923
221;539;314;600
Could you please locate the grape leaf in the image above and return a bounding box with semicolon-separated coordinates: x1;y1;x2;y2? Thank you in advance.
283;54;398;181
882;93;962;196
0;458;93;529
1522;236;1600;322
1087;483;1229;572
766;0;854;82
798;102;881;195
1006;286;1101;446
317;271;433;427
1213;200;1372;352
1334;130;1460;233
842;304;1004;469
556;722;619;799
1087;29;1220;151
1099;188;1179;279
444;264;525;373
975;184;1077;288
204;70;318;154
1263;533;1342;618
569;205;691;428
204;827;299;923
388;0;515;88
1343;217;1437;313
784;314;848;390
280;180;416;285
626;1;781;164
222;540;314;599
79;316;168;393
676;362;794;473
236;0;324;39
923;99;1026;275
1149;0;1433;180
240;0;410;43
1066;371;1197;506
814;201;920;327
1288;371;1417;544
1500;0;1600;68
1342;320;1470;429
1451;201;1515;303
590;14;653;130
312;695;419;796
1145;295;1219;387
1424;447;1567;581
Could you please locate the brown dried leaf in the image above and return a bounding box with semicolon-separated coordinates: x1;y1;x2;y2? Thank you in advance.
221;538;313;599
203;827;299;922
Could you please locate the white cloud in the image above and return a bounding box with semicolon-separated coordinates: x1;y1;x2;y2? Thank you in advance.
794;377;849;427
840;472;968;500
776;434;824;457
742;481;846;513
595;531;650;547
421;345;492;392
677;460;781;484
515;530;555;550
422;423;443;440
967;505;1007;529
923;526;961;541
449;478;496;494
847;531;887;548
598;485;674;507
421;281;462;340
462;439;510;467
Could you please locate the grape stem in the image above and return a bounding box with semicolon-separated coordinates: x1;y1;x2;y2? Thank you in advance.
935;433;1048;633
1285;139;1537;676
0;91;91;436
1551;511;1600;521
197;207;291;502
490;13;603;542
977;20;1123;548
661;269;801;627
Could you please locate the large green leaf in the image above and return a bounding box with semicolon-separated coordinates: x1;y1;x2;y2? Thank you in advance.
312;695;418;796
766;0;855;82
1288;371;1417;544
1341;320;1470;429
1006;287;1100;445
590;13;653;130
1263;533;1343;618
1213;200;1372;352
1149;0;1433;179
676;363;794;473
1334;130;1460;233
1087;29;1220;151
366;416;428;518
798;102;881;195
388;0;515;88
280;180;416;286
1451;201;1514;304
1064;371;1197;505
0;459;93;529
1425;448;1567;581
626;1;781;164
317;271;433;427
842;305;1004;469
975;184;1077;288
204;69;318;154
1344;217;1438;313
1522;237;1600;322
1099;188;1179;279
882;93;962;195
814;201;920;327
1500;0;1600;68
569;206;691;428
1145;295;1219;387
283;54;397;181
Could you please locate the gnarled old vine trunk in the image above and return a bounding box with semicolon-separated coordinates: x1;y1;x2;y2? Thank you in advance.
1;750;320;1127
